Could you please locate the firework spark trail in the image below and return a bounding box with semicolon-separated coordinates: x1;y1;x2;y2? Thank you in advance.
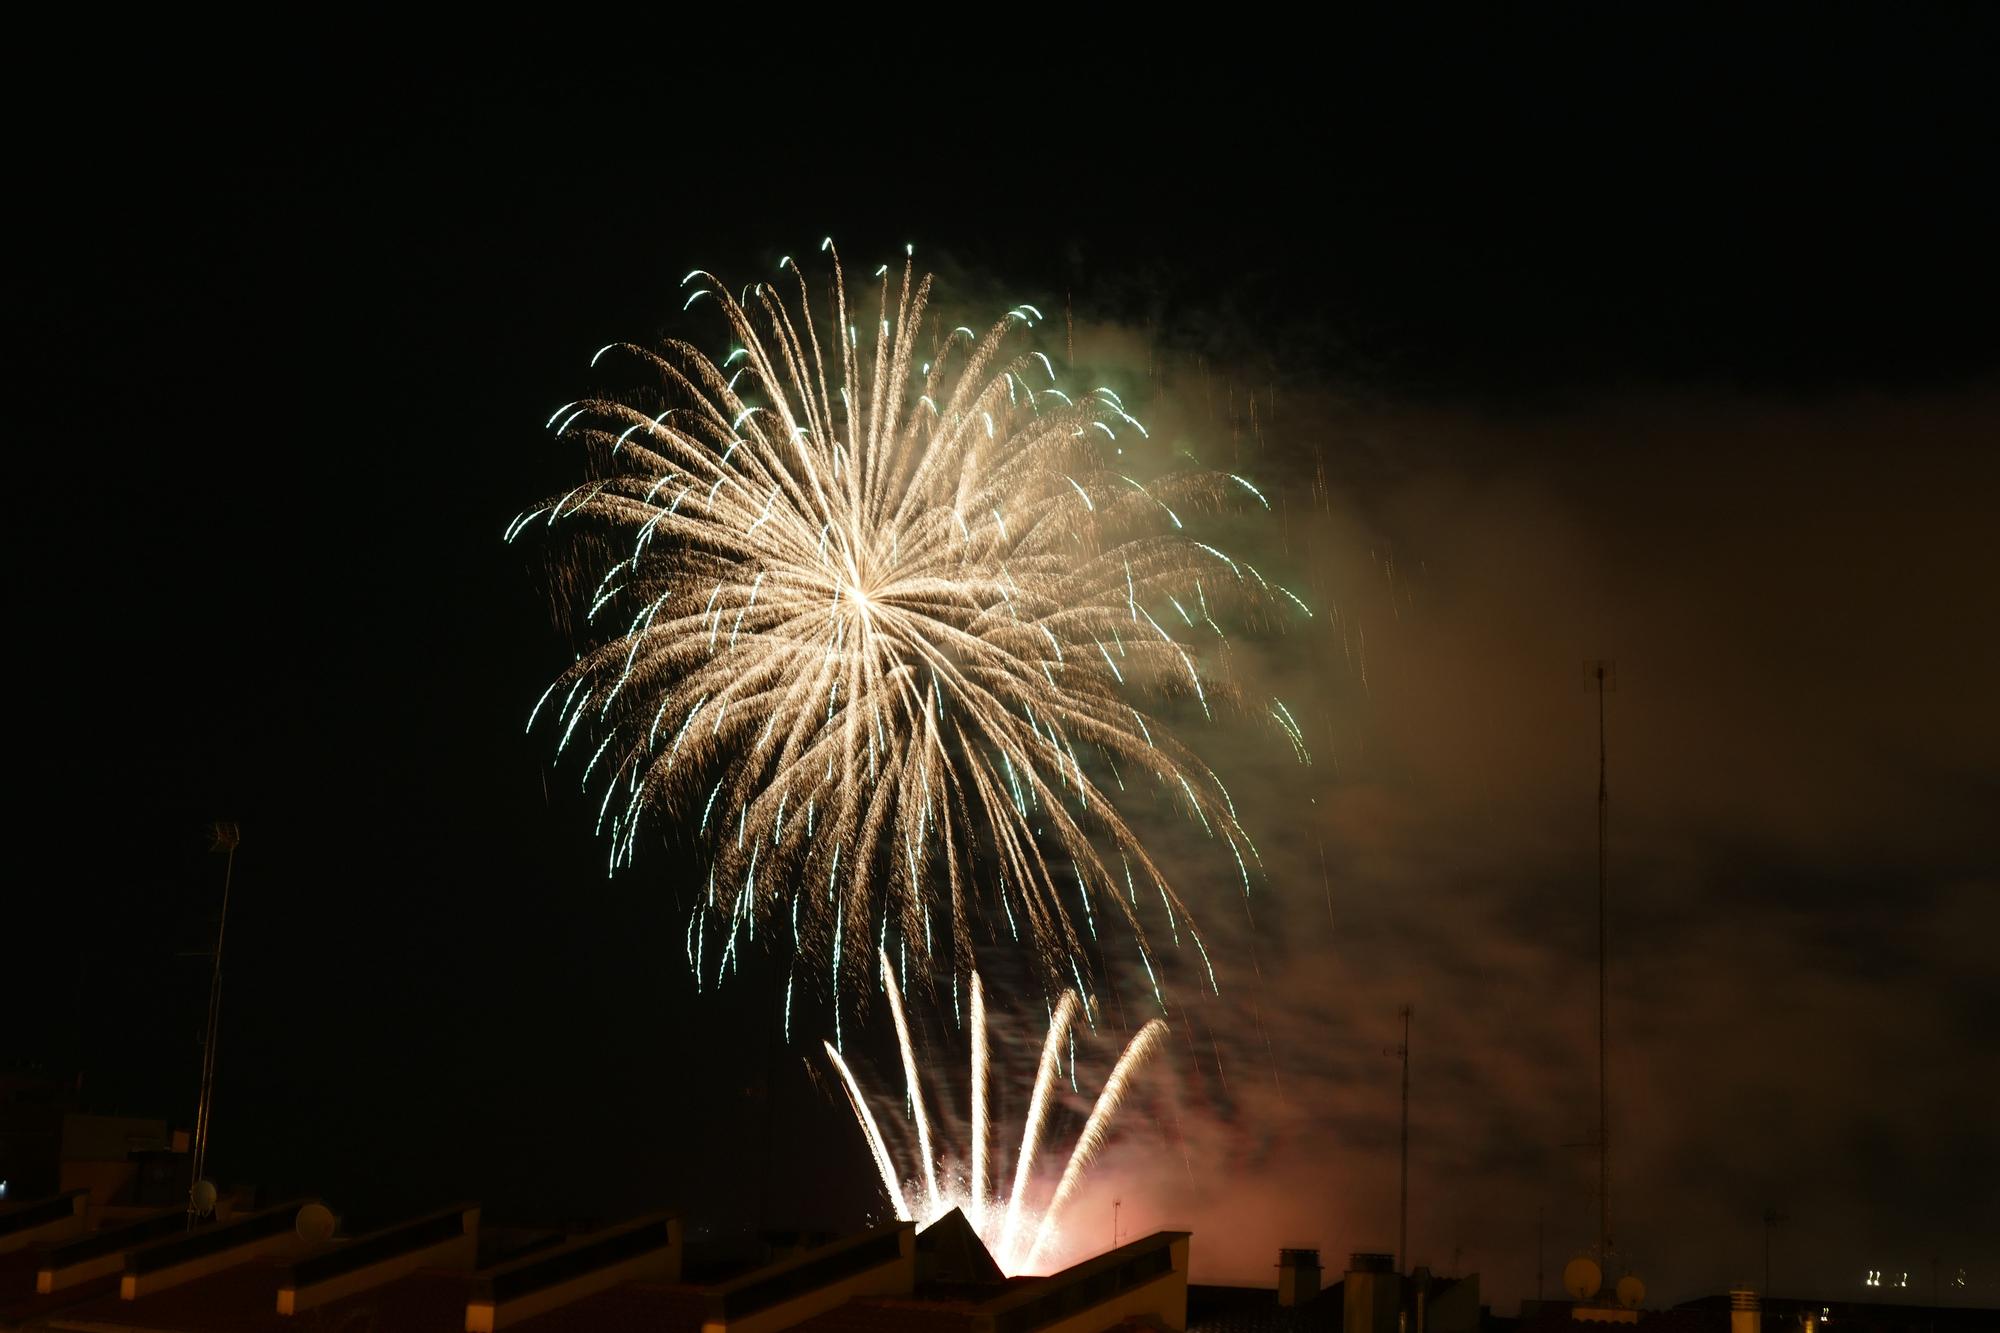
998;989;1079;1263
824;1038;910;1220
515;246;1307;1012
970;972;989;1226
836;969;1157;1275
1024;1016;1168;1268
881;949;942;1214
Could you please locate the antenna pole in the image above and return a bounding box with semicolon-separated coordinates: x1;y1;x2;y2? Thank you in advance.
188;821;239;1227
1537;1207;1545;1301
1762;1208;1786;1296
1398;1004;1412;1274
1593;663;1612;1263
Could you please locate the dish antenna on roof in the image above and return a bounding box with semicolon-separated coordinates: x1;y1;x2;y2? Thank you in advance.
1563;1256;1603;1303
296;1203;336;1245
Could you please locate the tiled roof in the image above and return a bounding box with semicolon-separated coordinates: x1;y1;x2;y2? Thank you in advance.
52;1258;289;1332
784;1295;981;1333
914;1210;1003;1286
503;1282;711;1333
0;1251;41;1306
1186;1283;1343;1333
299;1271;474;1332
1509;1305;1721;1332
0;1274;122;1329
34;1264;475;1333
0;1246;124;1329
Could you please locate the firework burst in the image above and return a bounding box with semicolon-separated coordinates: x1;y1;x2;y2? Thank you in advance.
825;955;1167;1275
511;242;1303;1020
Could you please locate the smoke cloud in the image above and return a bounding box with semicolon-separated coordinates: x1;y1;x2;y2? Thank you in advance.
1025;324;1999;1306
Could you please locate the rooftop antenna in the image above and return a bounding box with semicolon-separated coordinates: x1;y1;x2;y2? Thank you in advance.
1762;1207;1786;1297
1386;1004;1412;1273
1588;661;1616;1264
1537;1207;1545;1300
188;820;239;1228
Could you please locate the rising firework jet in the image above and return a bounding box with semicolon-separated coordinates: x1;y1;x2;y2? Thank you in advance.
825;952;1167;1275
511;242;1306;1021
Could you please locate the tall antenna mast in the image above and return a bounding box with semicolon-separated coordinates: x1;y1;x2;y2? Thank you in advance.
1397;1004;1412;1273
1763;1207;1786;1296
188;820;239;1227
1589;661;1615;1262
1537;1206;1545;1300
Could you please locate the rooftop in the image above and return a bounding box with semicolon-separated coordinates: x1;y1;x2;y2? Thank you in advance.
0;1192;1191;1333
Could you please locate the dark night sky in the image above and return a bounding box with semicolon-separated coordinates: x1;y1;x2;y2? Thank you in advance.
9;13;1997;1309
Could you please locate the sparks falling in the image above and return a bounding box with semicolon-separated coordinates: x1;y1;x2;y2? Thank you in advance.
826;954;1167;1275
513;243;1306;1012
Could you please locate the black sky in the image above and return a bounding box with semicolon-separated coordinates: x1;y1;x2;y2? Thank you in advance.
9;14;1998;1306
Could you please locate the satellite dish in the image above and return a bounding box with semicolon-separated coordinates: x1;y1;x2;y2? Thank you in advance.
190;1180;218;1215
1616;1275;1646;1309
1563;1256;1603;1301
295;1203;336;1244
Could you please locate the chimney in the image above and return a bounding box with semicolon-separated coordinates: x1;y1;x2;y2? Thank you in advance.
1277;1249;1320;1307
1345;1253;1398;1333
1729;1286;1760;1333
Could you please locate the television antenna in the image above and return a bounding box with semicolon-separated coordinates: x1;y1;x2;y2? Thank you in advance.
1587;661;1615;1262
1383;1005;1412;1272
187;820;239;1227
1762;1207;1787;1296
